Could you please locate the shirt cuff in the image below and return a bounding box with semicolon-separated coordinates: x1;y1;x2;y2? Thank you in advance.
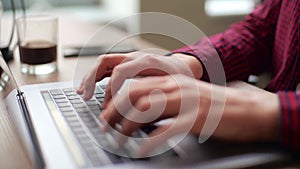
277;91;300;151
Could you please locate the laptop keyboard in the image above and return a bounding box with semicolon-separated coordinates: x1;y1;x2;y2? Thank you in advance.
42;85;152;167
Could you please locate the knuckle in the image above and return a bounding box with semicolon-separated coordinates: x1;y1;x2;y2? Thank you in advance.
136;97;150;112
112;65;122;74
135;53;158;66
145;55;160;65
164;77;177;88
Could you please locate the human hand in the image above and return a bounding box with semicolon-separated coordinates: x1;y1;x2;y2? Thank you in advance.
101;74;280;157
76;52;203;108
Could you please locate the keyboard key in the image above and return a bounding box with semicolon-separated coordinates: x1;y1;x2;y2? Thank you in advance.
71;126;85;134
61;111;76;117
50;89;63;95
75;107;90;113
85;121;99;129
70;99;83;104
86;100;98;106
76;132;90;140
89;127;102;135
55;98;68;103
95;93;105;98
63;88;75;93
65;116;79;122
60;106;73;112
78;112;90;118
94;86;104;94
78;137;92;146
57;102;71;108
68;121;81;127
65;92;77;97
73;103;87;109
67;95;81;100
81;116;94;123
100;85;107;91
53;95;66;99
90;109;101;117
96;97;105;101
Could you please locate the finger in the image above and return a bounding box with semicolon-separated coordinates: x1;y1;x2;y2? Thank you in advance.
79;54;128;100
100;98;125;132
82;78;97;100
76;78;85;94
101;79;112;109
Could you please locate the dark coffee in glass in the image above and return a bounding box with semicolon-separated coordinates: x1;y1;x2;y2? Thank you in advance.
20;40;57;65
17;15;58;75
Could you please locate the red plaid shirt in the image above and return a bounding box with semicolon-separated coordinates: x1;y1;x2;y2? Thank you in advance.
173;0;300;150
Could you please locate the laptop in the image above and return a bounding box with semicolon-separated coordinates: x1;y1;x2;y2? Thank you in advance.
0;54;290;169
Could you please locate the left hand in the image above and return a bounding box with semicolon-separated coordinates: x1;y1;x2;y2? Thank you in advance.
101;74;280;157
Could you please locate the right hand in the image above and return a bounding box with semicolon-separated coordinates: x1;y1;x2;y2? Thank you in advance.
76;51;203;108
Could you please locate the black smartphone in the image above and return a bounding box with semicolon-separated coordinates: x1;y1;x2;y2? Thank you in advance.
63;45;136;57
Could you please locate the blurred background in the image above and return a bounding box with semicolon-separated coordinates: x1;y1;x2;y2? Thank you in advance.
1;0;262;50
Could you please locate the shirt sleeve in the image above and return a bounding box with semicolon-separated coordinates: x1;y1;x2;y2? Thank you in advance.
172;0;282;82
278;91;300;151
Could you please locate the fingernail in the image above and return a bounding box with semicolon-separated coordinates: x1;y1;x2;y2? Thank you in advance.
76;88;82;94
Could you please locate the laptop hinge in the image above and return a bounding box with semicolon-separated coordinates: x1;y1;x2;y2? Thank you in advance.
17;91;46;169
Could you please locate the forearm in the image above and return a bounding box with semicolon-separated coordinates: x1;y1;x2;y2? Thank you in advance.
213;88;280;142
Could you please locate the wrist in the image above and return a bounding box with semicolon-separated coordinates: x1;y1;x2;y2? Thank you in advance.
172;53;203;79
252;92;280;141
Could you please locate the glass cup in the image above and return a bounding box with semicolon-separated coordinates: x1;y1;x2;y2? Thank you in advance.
16;15;58;75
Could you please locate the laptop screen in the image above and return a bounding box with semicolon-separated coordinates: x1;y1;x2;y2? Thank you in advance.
0;54;18;99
